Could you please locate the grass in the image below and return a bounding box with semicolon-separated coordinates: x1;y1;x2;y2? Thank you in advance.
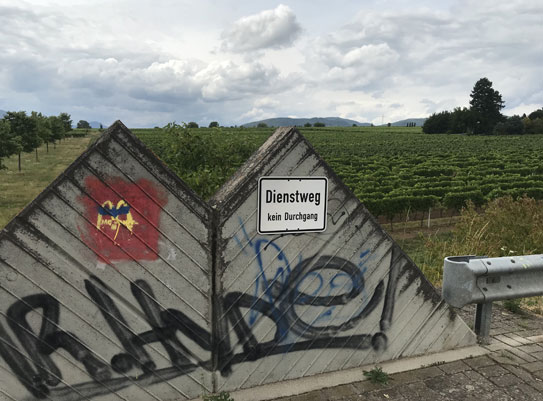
0;133;98;229
363;366;389;384
202;392;234;401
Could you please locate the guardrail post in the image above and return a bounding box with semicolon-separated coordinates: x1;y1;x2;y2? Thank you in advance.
474;302;493;344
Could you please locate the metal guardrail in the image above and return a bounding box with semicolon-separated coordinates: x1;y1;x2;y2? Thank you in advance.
442;254;543;343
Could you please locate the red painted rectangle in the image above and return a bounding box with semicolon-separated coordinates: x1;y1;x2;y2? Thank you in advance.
79;177;167;261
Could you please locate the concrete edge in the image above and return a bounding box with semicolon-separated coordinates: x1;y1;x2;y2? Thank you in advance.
191;345;488;401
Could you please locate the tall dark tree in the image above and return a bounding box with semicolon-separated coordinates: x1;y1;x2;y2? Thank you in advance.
58;112;73;133
469;77;505;134
208;121;219;128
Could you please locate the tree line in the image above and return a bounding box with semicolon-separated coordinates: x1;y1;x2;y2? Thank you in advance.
0;111;72;171
423;77;543;135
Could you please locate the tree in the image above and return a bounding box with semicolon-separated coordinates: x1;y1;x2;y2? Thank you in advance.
448;107;475;134
304;122;312;127
208;121;219;128
313;122;325;127
494;116;525;135
59;112;72;133
31;111;51;159
257;122;268;128
422;111;451;134
0;119;21;169
187;121;199;128
3;111;41;171
48;115;65;147
469;77;505;134
528;108;543;120
77;120;91;129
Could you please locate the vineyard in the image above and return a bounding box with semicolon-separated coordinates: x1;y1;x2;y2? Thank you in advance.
134;126;543;222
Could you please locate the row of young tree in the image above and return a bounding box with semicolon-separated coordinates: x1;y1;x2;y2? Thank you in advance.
0;111;72;170
423;77;543;135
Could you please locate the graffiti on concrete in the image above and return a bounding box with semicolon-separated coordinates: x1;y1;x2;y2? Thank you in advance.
78;177;168;261
96;200;138;241
0;242;401;400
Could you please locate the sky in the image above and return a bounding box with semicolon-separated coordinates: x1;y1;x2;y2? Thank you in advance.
0;0;542;127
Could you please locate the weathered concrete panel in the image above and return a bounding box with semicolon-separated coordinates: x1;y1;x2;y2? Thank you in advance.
210;127;476;393
0;123;476;400
0;121;213;400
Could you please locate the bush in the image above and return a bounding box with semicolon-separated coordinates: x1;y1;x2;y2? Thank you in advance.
161;123;257;199
523;117;543;134
418;196;543;285
493;115;525;135
423;111;451;134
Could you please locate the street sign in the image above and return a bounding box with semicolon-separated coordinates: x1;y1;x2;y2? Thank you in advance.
257;176;328;234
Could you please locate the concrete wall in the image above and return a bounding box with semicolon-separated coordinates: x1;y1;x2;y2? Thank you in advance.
210;127;476;394
0;122;213;400
0;123;476;400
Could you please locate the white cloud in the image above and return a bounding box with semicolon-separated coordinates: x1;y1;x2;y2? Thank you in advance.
0;1;541;127
221;4;302;52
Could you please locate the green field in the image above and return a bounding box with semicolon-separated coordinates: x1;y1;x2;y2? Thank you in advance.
0;133;97;228
3;125;543;295
135;126;543;221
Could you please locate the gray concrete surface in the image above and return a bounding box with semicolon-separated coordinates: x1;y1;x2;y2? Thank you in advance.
0;124;480;400
269;302;543;401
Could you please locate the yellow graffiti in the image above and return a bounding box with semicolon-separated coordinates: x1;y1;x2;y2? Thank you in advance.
96;200;138;241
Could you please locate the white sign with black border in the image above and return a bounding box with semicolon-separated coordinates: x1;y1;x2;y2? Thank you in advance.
257;176;328;234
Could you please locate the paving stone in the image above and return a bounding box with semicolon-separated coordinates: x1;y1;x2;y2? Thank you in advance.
494;334;524;347
478;364;510;378
463;356;496;369
424;373;471;395
518;343;543;354
504;333;534;344
488;373;524;387
506;347;538;363
532;370;543;380
520;361;543;373
514;383;543;401
351;379;392;393
527;377;543;393
290;391;327;401
484;342;511;352
438;360;471;374
321;384;357;400
503;364;535;382
530;351;543;360
397;382;447;401
488;349;526;365
462;370;496;392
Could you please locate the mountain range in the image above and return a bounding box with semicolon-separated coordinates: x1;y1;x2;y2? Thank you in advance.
242;117;371;127
242;116;427;128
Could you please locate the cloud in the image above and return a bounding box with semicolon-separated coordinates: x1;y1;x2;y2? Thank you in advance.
221;4;302;52
0;1;541;127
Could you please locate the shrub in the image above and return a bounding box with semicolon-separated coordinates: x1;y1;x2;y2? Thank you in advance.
161;123;256;199
418;195;543;285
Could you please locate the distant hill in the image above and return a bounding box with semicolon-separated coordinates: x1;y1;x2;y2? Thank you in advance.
389;118;427;127
242;117;371;128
